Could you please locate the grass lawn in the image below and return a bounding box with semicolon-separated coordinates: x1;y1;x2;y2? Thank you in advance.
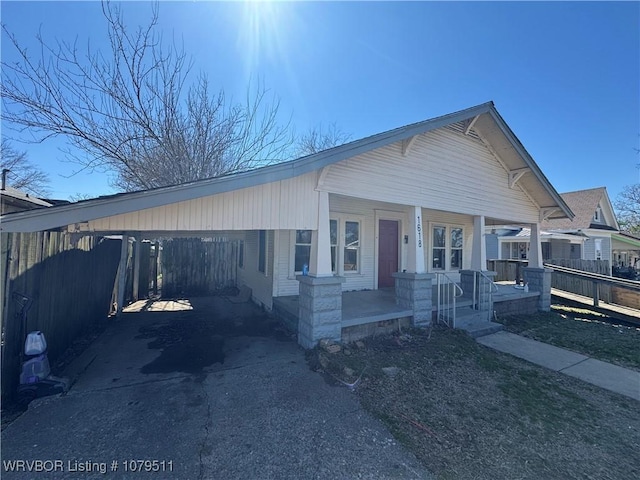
496;304;640;371
308;327;640;480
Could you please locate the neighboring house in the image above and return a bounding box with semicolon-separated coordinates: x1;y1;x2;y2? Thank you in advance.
487;187;619;274
0;185;52;214
612;231;640;270
486;226;584;262
0;101;573;347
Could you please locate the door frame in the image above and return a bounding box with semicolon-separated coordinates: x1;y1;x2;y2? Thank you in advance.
374;210;406;290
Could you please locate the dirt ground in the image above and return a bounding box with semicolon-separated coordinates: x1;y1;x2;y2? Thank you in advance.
309;326;640;480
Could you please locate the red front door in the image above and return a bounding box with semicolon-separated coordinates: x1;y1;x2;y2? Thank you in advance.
378;220;399;288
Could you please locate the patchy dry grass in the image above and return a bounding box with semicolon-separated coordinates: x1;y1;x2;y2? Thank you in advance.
497;304;640;371
308;328;640;480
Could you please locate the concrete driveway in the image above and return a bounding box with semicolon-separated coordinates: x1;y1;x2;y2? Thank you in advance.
1;296;432;479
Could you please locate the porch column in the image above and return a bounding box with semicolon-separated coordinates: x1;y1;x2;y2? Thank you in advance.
523;267;553;312
471;215;487;271
116;234;129;316
407;206;426;273
529;223;544;268
309;191;333;277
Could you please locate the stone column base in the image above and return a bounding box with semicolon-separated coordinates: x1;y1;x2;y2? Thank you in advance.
523;267;553;312
296;275;345;349
392;272;435;327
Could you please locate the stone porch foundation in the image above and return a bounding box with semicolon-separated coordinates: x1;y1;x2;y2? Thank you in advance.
296;275;345;348
523;267;553;311
392;272;435;327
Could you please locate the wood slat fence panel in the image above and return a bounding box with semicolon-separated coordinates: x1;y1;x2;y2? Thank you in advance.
1;234;121;401
161;238;238;297
546;259;612;303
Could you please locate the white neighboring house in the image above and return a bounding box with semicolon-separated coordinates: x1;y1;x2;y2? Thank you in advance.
486;187;619;274
0;102;573;347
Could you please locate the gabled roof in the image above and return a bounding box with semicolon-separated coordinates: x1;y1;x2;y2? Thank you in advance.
542;187;619;232
0;101;574;233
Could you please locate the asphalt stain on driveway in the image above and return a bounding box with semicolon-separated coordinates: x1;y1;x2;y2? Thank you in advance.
136;298;292;375
137;318;225;374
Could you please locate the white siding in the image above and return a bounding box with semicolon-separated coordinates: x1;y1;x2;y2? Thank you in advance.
273;197;479;296
237;230;275;309
85;173;319;232
583;235;612;263
422;209;474;275
322;128;540;223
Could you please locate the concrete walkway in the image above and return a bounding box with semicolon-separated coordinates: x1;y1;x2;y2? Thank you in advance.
477;331;640;401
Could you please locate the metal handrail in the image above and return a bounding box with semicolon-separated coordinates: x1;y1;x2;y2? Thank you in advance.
436;272;463;328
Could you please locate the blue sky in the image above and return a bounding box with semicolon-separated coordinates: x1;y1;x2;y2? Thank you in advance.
1;1;639;204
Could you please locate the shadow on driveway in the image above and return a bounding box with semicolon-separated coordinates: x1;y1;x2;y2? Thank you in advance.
1;296;432;479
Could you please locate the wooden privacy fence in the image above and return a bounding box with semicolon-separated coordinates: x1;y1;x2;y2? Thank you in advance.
487;259;528;282
544;262;640;310
161;238;238;297
1;233;121;401
545;259;611;303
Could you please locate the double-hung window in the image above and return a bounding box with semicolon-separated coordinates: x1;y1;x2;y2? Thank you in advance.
294;230;312;273
292;217;360;276
431;225;464;271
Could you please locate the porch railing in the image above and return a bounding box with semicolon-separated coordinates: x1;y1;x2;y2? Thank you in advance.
436;272;463;328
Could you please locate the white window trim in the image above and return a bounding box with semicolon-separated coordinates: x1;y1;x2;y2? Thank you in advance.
290;214;364;277
428;223;465;272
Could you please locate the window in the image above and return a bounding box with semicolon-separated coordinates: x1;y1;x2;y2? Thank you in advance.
238;241;244;268
431;225;465;271
291;217;361;276
450;228;463;269
432;226;446;270
594;206;601;222
344;221;360;272
330;220;338;273
294;230;312;273
258;230;266;274
594;239;602;260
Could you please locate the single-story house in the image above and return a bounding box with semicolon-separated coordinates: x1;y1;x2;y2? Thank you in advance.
612;231;640;270
0;101;573;347
0;185;52;214
486;187;619;274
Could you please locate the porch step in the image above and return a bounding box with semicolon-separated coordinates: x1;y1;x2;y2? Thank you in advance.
454;307;489;327
458;321;504;339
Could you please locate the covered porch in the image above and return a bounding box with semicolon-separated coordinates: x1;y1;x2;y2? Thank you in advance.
273;280;541;342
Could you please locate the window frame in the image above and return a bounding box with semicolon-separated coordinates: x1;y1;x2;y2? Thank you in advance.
293;229;313;274
429;223;465;272
289;215;363;277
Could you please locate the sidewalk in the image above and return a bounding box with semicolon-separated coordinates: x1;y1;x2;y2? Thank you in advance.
477;331;640;401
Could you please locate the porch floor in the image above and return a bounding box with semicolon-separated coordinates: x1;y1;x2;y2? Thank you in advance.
273;283;540;331
273;289;413;329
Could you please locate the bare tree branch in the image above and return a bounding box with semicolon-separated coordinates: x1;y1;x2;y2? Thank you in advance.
0;139;50;196
1;1;293;192
615;184;640;235
295;123;351;157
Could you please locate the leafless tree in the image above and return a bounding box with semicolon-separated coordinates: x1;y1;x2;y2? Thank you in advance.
295;123;352;157
615;184;640;235
0;139;50;196
1;1;292;192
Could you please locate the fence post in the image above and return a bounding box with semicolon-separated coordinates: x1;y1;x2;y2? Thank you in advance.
592;281;599;307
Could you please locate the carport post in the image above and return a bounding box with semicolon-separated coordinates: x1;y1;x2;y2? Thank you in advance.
133;236;141;301
117;234;129;315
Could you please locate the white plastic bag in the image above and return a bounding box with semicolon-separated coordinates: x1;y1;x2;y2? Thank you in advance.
24;331;47;355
